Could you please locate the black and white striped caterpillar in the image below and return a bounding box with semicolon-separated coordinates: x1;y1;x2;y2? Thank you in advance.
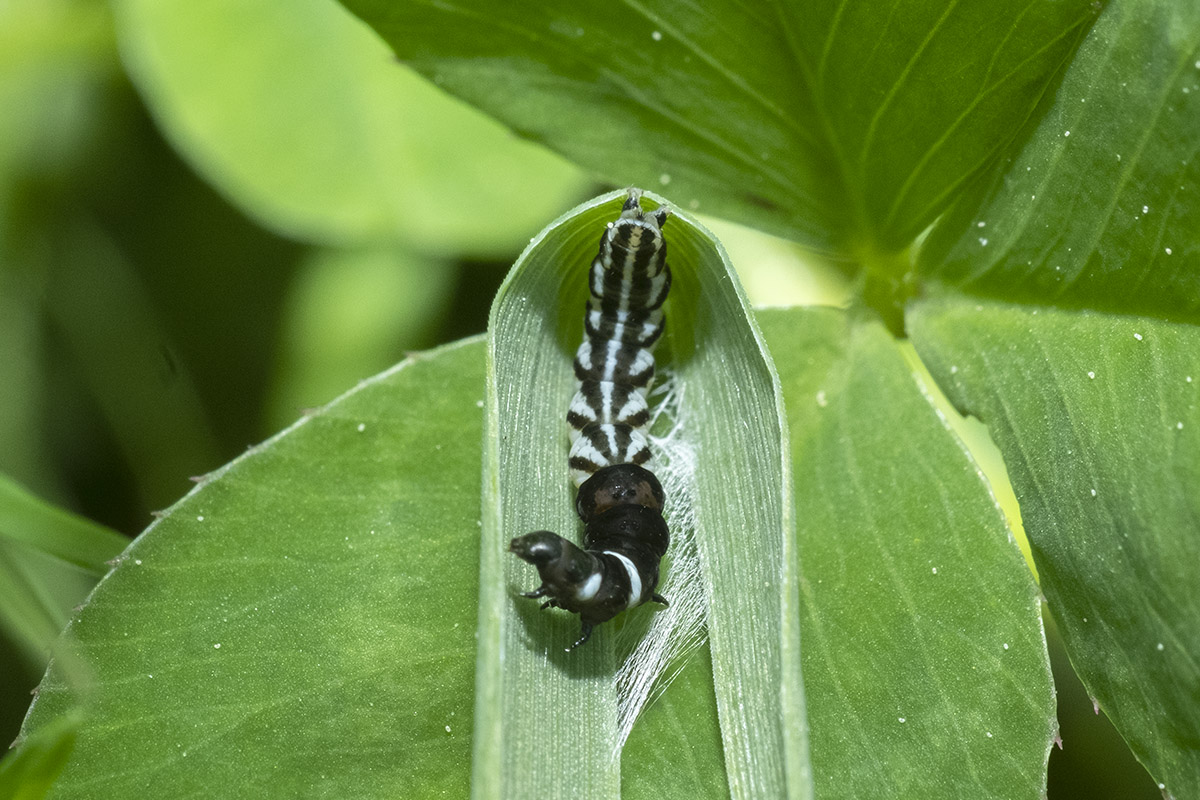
510;190;672;650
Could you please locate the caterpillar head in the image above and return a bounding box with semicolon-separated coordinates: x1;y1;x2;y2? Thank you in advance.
509;531;595;590
620;188;670;229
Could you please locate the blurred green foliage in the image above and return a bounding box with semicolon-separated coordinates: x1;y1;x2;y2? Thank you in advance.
1;0;588;748
0;0;1185;797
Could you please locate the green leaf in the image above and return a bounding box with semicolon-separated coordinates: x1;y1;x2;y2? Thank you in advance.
475;190;807;799
0;475;126;574
759;307;1055;799
0;545;72;657
918;0;1200;320
0;475;125;661
909;293;1200;799
114;0;585;250
20;339;486;798
340;0;1097;253
773;0;1098;252
0;472;124;662
0;714;78;800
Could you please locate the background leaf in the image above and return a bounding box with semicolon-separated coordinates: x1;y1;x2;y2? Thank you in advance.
341;0;1097;254
0;474;126;667
19;339;485;798
760;307;1055;799
115;0;586;249
0;714;77;800
476;191;807;799
918;0;1200;320
910;293;1200;799
0;475;126;574
264;244;456;430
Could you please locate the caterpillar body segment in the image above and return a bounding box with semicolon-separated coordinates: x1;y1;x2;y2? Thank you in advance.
510;190;673;650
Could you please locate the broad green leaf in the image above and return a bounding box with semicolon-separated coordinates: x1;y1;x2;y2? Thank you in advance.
340;0;1096;254
0;714;78;800
759;307;1055;799
773;0;1098;252
0;475;126;573
20;339;486;798
476;191;807;799
909;293;1200;799
919;0;1200;320
114;0;586;250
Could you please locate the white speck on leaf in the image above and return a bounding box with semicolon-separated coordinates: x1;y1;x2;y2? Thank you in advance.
1087;371;1096;379
651;30;663;41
